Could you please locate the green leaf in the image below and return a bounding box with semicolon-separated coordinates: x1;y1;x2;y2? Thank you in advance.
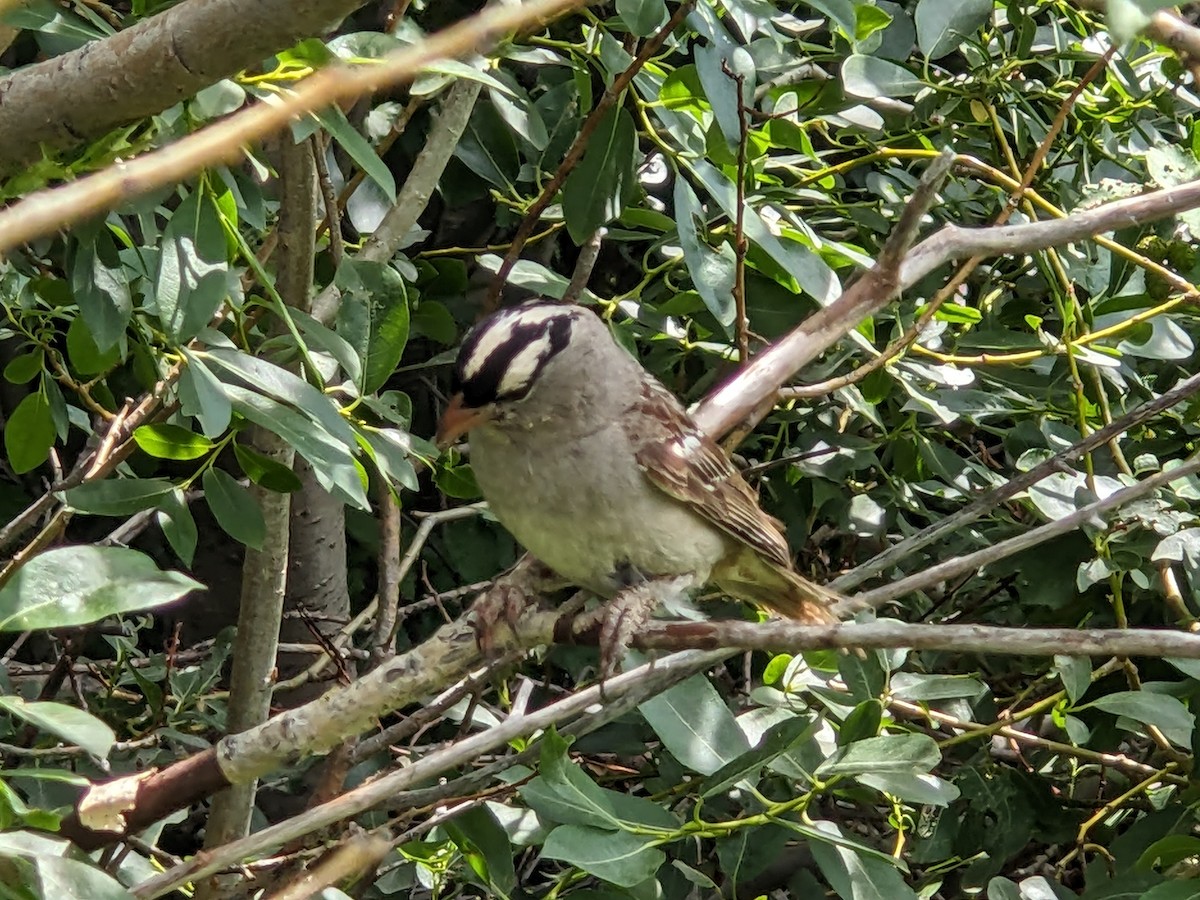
442;806;516;894
0;697;114;758
66;316;120;376
762;653;793;685
616;0;667;36
64;478;175;516
202;468;266;549
200;348;358;448
685;159;839;304
4;351;43;385
156;488;198;567
855;3;894;41
857;772;961;806
804;0;857;37
839;699;883;745
541;825;664;888
699;714;818;797
842;54;924;98
890;673;987;702
234;443;302;493
810;819;916;898
673;176;736;326
1084;691;1195;748
0;546;201;631
290;307;362;385
1052;656;1091;705
224;385;368;509
454;101;520;190
69;230;132;352
562;106;639;244
154;188;230;343
1136;834;1200;872
5;392;55;474
639;674;750;775
334;259;410;394
178;350;232;438
716;825;789;888
191;79;246;120
358;429;419;493
0;851;136;899
817;733;941;778
436;463;480;500
915;0;992;58
314;107;396;200
927;301;983;325
132;423;214;461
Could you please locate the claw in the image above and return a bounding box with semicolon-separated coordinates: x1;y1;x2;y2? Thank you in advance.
470;556;577;656
575;575;695;687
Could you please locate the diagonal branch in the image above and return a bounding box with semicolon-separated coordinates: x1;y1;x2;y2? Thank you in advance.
0;0;591;255
0;0;366;174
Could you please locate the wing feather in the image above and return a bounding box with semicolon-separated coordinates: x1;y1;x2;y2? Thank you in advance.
624;378;793;570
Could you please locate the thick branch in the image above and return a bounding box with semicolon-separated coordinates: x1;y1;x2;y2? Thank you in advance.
0;0;365;174
0;0;589;254
693;160;1200;441
131;647;729;898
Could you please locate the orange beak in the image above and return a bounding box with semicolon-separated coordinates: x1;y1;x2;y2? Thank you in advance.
435;393;490;449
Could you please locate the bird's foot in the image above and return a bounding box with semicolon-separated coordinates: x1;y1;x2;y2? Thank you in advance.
575;576;693;683
470;556;572;656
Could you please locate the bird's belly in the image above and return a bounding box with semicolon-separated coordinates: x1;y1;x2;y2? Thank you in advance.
470;427;727;596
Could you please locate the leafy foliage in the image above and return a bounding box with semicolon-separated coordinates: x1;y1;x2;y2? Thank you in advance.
1;0;1200;897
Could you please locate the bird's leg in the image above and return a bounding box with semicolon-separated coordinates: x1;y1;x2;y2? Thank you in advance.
574;575;695;681
470;555;573;656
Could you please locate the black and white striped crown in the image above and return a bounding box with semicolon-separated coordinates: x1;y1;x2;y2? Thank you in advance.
453;302;580;408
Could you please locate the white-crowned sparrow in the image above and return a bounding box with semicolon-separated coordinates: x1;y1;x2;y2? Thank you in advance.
437;302;840;663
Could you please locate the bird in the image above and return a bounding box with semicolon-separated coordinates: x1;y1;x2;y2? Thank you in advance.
436;301;842;671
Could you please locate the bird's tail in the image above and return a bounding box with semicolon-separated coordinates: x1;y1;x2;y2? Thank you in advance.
714;548;842;624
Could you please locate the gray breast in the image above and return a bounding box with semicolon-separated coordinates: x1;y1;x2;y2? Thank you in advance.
469;421;729;596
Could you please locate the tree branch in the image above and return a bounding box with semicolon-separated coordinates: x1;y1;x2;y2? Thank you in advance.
0;0;590;255
0;0;365;174
634;619;1200;659
851;452;1200;610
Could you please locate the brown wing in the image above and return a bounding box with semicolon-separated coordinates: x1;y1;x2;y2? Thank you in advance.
624;377;793;570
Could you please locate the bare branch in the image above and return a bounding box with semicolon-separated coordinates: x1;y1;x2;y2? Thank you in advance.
850;452;1200;610
131;646;729;898
634;619;1200;659
0;0;365;174
694;158;1200;442
0;0;590;255
836;369;1200;591
693;150;955;438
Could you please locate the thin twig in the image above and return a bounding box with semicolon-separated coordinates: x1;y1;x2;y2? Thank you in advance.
0;0;592;254
561;227;606;304
849;452;1200;609
311;133;344;270
485;0;694;310
835;370;1200;591
132;647;729;898
725;61;750;365
371;487;403;666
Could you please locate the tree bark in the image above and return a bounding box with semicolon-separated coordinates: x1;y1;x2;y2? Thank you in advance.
0;0;364;173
